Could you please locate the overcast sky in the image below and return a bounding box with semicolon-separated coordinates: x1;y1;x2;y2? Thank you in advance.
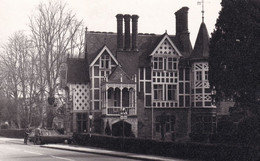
0;0;222;47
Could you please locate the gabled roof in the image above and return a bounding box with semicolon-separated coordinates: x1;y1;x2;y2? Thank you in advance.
150;33;182;57
85;31;192;71
107;66;135;84
89;45;119;66
190;22;210;60
67;58;90;84
86;32;118;64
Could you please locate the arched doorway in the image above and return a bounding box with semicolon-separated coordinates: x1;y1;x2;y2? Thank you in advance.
112;121;132;137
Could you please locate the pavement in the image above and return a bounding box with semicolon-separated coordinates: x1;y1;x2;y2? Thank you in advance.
0;137;191;161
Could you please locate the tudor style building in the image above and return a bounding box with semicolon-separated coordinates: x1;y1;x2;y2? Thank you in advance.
64;7;216;141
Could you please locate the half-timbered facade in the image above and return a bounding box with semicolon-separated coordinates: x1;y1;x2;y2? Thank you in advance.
65;7;216;141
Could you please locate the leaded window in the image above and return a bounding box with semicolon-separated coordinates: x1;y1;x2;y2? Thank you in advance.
77;113;87;133
168;85;176;101
153;57;163;70
154;84;163;100
168;58;177;70
196;71;202;81
100;54;110;69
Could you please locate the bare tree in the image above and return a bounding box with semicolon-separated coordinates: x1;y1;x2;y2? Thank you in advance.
0;31;39;128
29;1;84;128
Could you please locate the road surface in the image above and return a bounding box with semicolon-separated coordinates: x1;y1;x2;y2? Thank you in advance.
0;138;141;161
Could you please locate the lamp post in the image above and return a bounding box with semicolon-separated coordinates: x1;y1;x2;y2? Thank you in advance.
210;86;217;136
120;107;127;149
89;113;93;137
211;86;217;106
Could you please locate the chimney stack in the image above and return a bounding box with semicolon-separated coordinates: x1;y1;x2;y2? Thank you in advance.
175;7;189;35
131;15;139;51
116;14;124;51
124;14;131;51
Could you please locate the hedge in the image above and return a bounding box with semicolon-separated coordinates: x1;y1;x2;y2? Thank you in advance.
0;129;25;138
73;133;257;161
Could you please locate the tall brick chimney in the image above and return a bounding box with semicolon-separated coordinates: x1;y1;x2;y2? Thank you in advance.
131;15;139;51
175;7;189;35
124;14;131;51
174;7;192;57
116;14;124;51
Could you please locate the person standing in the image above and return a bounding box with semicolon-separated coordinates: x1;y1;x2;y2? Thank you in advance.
34;128;41;145
24;126;30;145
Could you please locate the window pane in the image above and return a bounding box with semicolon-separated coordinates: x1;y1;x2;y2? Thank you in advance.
82;121;87;132
205;71;208;80
179;96;184;107
105;60;109;68
146;95;151;106
140;68;144;80
145;67;151;80
185;69;190;81
168;58;173;70
159;59;163;69
164;58;167;70
94;90;99;99
108;88;113;99
77;113;81;120
94;78;99;88
179;82;184;94
94;67;99;76
146;82;151;93
185;83;190;94
196;102;202;106
77;121;82;132
196;71;202;80
168;85;176;100
140;82;144;93
94;101;100;110
185;96;190;106
196;88;202;93
179;69;183;81
154;85;163;100
174;63;177;69
83;113;87;120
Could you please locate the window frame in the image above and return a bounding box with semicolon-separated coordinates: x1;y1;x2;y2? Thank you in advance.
154;84;163;100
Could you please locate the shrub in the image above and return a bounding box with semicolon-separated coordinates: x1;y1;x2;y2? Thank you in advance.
0;129;25;138
1;124;9;129
72;133;257;161
237;117;259;145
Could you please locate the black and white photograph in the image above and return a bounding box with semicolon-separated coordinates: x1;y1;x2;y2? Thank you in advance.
0;0;259;160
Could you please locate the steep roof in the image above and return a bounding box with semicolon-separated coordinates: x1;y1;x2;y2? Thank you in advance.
67;58;90;84
138;33;183;67
85;30;192;75
85;32;117;65
107;66;135;84
89;45;119;67
117;51;139;77
190;22;210;60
